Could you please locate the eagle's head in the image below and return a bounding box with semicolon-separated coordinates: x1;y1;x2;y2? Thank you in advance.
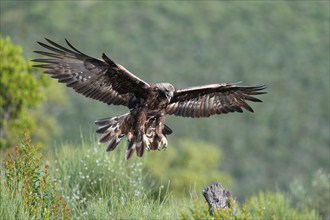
156;82;175;102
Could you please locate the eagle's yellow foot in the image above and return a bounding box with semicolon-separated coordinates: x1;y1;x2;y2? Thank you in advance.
143;134;151;151
158;135;168;151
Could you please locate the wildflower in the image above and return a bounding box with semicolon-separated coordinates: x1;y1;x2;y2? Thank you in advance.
135;190;141;196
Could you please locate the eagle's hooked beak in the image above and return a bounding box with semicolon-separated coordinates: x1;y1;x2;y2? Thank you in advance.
166;91;174;102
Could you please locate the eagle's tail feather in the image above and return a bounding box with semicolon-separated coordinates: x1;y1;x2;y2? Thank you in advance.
135;134;144;157
164;124;173;135
136;143;145;157
125;147;135;160
95;113;129;152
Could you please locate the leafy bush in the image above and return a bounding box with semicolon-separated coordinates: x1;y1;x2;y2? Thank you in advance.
0;36;46;149
0;131;70;219
181;196;241;220
0;36;67;151
181;191;320;220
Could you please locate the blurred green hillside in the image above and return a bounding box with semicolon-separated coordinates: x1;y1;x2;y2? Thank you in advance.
1;0;329;201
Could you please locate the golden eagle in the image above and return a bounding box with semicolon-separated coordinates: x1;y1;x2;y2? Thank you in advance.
33;39;266;160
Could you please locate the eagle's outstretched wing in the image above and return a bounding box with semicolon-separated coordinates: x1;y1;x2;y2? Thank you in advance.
33;38;150;106
166;83;267;118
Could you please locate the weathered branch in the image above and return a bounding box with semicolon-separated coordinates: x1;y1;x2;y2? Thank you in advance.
202;182;235;216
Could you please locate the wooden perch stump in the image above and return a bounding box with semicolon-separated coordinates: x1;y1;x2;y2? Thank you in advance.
202;182;235;216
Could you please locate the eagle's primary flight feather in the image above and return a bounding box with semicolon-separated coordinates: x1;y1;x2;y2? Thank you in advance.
33;38;266;160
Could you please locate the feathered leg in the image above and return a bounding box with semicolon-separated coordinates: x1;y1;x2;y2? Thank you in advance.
134;109;150;157
155;112;167;150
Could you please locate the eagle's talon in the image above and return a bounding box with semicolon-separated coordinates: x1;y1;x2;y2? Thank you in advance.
142;134;151;151
158;135;168;150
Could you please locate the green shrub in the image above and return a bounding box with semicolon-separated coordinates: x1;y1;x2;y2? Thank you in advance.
0;131;70;219
181;191;320;220
0;36;46;149
181;196;241;220
0;36;67;151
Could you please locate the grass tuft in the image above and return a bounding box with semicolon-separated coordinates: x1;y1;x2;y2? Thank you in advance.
49;137;187;219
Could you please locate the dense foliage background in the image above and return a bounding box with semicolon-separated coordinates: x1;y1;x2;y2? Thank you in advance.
1;1;329;218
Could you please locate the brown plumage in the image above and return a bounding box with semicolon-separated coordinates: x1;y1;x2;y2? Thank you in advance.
33;38;267;160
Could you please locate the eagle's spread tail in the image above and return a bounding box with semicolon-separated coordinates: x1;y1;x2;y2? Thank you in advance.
95;113;129;152
95;114;173;160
